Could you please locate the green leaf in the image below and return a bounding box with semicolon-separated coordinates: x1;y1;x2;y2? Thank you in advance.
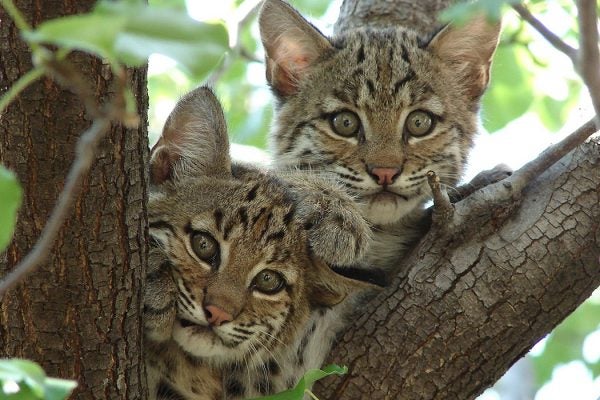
292;0;331;17
482;45;535;132
98;1;229;78
23;15;127;63
0;383;38;400
530;302;600;385
24;1;229;81
533;81;582;132
0;359;45;397
440;0;519;23
0;167;22;252
302;364;348;387
0;359;42;384
248;365;347;400
148;0;187;11
0;359;77;400
43;377;78;400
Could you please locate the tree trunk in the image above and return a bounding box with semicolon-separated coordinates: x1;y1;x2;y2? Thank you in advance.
0;2;149;399
335;0;450;35
317;1;600;399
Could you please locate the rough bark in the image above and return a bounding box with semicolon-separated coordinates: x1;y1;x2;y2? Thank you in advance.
322;140;600;399
0;1;149;399
335;0;451;35
316;1;600;399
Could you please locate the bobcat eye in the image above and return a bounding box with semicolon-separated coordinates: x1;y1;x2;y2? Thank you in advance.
190;232;219;264
252;269;285;294
405;110;435;137
330;110;361;137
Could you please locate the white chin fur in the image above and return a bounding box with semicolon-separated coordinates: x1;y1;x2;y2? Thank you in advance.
362;194;423;226
172;323;244;364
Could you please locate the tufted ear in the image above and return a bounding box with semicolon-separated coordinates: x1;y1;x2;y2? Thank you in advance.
259;0;333;97
428;15;501;99
307;260;380;309
150;86;231;185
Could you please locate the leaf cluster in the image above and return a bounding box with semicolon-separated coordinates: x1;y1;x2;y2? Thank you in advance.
0;359;77;400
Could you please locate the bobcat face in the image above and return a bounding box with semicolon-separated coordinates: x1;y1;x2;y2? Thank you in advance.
270;29;463;225
151;174;321;366
146;87;367;376
260;0;501;226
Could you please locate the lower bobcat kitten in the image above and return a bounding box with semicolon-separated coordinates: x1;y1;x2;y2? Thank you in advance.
144;87;374;399
259;0;503;272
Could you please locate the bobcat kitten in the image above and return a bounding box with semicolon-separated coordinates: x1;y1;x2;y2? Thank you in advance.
145;87;373;399
260;0;502;271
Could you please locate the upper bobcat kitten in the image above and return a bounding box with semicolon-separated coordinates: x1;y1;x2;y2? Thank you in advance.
260;0;501;271
145;87;373;399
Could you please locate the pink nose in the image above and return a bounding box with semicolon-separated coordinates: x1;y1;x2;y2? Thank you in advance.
204;304;233;326
369;167;401;186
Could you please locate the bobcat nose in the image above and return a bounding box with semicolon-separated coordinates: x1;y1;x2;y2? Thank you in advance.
367;166;401;186
204;304;233;326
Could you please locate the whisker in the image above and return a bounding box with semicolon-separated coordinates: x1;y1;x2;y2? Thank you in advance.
254;327;286;347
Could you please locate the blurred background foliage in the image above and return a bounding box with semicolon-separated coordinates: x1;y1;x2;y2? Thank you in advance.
146;0;599;399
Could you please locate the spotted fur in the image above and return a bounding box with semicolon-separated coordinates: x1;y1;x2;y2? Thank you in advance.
260;0;501;270
144;87;374;399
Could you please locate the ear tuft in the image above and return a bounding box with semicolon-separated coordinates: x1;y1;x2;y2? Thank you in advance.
428;15;501;99
149;144;175;185
259;0;333;97
149;86;232;185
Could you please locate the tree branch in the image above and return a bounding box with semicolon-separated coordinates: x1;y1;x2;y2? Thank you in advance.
576;0;600;127
512;4;578;63
334;0;452;36
206;0;262;85
316;1;600;399
509;119;597;193
321;137;600;400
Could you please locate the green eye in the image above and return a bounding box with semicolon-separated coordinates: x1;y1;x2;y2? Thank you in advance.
405;110;434;137
190;232;219;264
330;110;361;137
252;269;285;294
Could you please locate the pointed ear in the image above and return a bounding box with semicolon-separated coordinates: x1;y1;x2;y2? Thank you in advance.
259;0;333;97
307;260;379;308
428;15;501;99
150;86;232;185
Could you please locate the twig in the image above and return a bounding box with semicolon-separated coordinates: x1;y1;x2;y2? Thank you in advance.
43;58;101;117
0;0;139;298
0;118;112;299
0;67;44;114
576;0;600;128
0;0;41;52
206;0;263;85
427;170;454;225
0;57;137;298
0;0;31;32
239;47;262;63
512;4;578;63
509;119;598;193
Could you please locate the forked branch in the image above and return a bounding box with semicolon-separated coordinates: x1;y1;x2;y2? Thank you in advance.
512;4;578;63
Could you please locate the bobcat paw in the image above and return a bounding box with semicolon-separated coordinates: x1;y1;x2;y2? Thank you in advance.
451;164;513;202
301;196;371;266
469;163;513;189
144;251;177;342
